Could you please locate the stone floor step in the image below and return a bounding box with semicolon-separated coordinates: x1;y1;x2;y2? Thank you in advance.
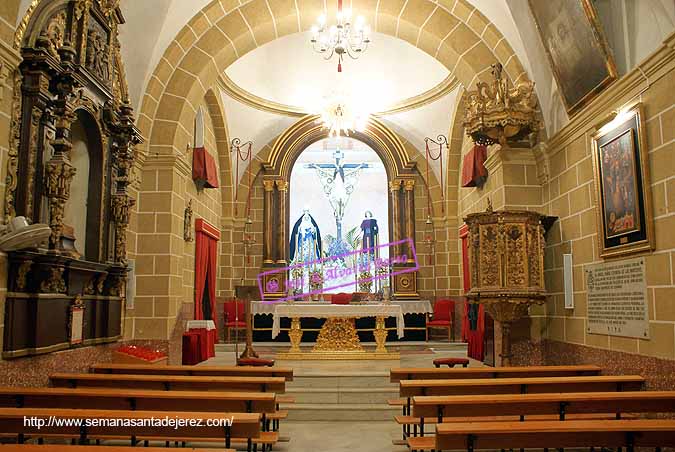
289;375;396;388
285;387;399;404
284;403;400;421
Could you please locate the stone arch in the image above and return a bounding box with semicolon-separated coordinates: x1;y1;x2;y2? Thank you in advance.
232;115;445;220
203;88;234;219
136;0;534;163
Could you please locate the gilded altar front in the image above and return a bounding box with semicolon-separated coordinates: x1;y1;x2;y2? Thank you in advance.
271;303;404;359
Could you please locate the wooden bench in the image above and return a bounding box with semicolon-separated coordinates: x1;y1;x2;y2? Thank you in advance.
0;387;276;414
390;364;602;383
405;390;675;438
416;419;675;451
49;373;285;393
0;407;261;451
399;375;644;398
0;446;233;452
90;364;294;381
396;374;643;441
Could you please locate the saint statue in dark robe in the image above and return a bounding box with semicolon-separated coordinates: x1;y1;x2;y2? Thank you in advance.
289;209;322;264
360;210;379;256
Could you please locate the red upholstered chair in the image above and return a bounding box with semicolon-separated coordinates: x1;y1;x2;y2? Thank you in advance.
224;299;246;342
426;299;455;341
331;293;351;305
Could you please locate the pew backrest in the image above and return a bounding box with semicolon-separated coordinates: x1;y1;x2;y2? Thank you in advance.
0;407;260;445
49;373;285;393
434;419;675;450
390;365;602;383
399;375;645;397
412;391;675;420
90;364;293;381
0;387;276;414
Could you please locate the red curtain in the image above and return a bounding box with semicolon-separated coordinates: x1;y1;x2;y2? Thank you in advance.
460;224;485;361
194;219;220;334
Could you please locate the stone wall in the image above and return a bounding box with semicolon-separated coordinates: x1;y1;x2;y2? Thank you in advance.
540;33;675;361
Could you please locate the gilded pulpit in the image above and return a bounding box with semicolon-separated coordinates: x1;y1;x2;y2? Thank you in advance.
465;204;547;365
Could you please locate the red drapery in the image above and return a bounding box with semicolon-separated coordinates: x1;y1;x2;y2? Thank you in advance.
194;219;220;333
461;144;488;188
460;224;485;361
192;147;219;188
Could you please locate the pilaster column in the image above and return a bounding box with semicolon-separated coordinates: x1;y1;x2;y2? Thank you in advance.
263;179;275;263
389;180;401;256
276;179;288;264
403;179;416;262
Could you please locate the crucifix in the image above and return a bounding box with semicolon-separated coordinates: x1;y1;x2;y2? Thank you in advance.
306;149;369;244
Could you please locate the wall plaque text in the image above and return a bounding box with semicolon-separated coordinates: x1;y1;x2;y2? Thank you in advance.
586;257;649;339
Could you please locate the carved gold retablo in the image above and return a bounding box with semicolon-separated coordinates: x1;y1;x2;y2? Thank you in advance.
463;63;539;147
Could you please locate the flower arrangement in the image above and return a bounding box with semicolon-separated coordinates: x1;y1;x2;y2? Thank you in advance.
309;270;324;291
358;271;373;292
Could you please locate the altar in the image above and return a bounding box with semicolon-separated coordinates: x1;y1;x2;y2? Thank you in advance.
267;303;406;359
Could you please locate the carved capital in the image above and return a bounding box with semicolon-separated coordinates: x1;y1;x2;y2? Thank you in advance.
403;179;415;191
389;180;401;192
275;180;288;192
263;179;275;192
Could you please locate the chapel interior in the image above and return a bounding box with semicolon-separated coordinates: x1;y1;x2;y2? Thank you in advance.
0;0;674;451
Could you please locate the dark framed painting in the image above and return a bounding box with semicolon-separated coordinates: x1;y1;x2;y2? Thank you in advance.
591;104;654;259
528;0;617;114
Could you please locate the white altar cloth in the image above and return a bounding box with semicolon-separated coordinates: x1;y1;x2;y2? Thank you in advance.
270;303;405;339
253;300;431;316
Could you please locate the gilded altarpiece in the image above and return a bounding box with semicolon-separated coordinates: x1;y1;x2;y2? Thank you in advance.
3;0;142;358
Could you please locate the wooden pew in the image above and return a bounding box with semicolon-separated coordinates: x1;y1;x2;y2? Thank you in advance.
49;373;285;393
0;386;281;436
406;391;675;438
399;375;644;398
0;446;233;452
390;364;601;383
423;419;675;451
0;407;260;451
90;364;293;381
395;374;643;441
0;387;276;414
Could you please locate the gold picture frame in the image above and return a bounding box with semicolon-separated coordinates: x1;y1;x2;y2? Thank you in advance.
591;103;654;259
528;0;617;114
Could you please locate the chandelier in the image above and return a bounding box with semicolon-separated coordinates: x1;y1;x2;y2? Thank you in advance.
317;93;369;137
310;0;371;72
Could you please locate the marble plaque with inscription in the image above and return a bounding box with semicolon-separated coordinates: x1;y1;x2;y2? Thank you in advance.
586;257;649;339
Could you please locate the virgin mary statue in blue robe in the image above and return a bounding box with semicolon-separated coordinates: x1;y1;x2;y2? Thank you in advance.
289;209;322;264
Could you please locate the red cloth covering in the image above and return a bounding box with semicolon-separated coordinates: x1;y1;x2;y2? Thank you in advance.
194;219;219;342
461;302;485;361
182;332;201;365
192;147;219;188
461;145;488;188
331;293;351;305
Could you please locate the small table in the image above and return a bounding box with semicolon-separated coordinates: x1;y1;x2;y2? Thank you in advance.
271;303;404;359
186;320;216;361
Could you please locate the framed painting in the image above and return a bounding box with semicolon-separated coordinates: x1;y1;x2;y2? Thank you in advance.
591;104;654;259
528;0;617;114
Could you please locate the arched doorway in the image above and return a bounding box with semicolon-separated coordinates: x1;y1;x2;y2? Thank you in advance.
289;137;389;294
